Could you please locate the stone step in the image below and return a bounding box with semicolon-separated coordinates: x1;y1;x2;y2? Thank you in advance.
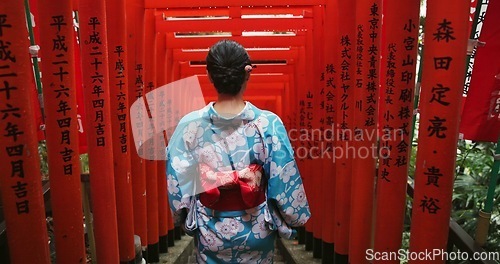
278;238;322;264
186;242;288;263
156;235;194;264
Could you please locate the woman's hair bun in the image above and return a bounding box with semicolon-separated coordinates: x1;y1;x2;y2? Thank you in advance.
206;40;251;95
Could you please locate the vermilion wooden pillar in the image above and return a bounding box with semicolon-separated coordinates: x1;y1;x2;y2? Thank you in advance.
303;17;317;249
334;0;356;263
322;1;339;263
79;0;120;262
0;1;51;263
144;8;160;262
106;0;136;262
288;56;307;245
166;45;174;84
349;0;381;262
282;80;292;128
297;43;314;251
286;70;296;128
156;31;169;254
165;46;176;247
126;0;148;253
38;0;86;263
171;60;183;241
409;1;470;262
310;6;324;259
289;40;306;246
373;1;420;262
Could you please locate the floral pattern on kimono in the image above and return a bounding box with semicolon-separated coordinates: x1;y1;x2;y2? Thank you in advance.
167;102;310;263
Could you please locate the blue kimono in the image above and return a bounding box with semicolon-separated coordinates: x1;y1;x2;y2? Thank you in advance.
166;102;310;263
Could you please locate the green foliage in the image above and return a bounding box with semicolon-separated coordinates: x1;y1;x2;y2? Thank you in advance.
38;140;90;178
453;140;499;254
38;140;49;179
80;153;90;174
404;134;499;258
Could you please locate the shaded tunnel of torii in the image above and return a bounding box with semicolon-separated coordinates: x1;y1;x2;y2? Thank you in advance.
0;0;497;264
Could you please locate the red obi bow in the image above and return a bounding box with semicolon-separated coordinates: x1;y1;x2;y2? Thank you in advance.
199;163;266;210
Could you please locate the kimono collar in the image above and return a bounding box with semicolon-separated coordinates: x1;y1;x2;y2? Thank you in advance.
205;101;261;122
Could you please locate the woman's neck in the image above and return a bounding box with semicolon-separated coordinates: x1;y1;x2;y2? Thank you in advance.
214;94;246;115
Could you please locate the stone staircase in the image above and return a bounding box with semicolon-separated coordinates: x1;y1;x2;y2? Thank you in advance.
185;243;287;264
152;233;319;264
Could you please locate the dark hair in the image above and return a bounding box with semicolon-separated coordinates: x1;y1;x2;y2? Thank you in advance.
206;39;251;96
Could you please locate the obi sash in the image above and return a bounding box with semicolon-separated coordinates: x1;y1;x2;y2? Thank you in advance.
198;163;266;211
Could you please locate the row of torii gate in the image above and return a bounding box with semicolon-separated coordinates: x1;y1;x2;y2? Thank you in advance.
0;0;480;263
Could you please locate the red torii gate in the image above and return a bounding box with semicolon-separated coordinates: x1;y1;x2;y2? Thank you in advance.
151;3;329;261
0;1;474;264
